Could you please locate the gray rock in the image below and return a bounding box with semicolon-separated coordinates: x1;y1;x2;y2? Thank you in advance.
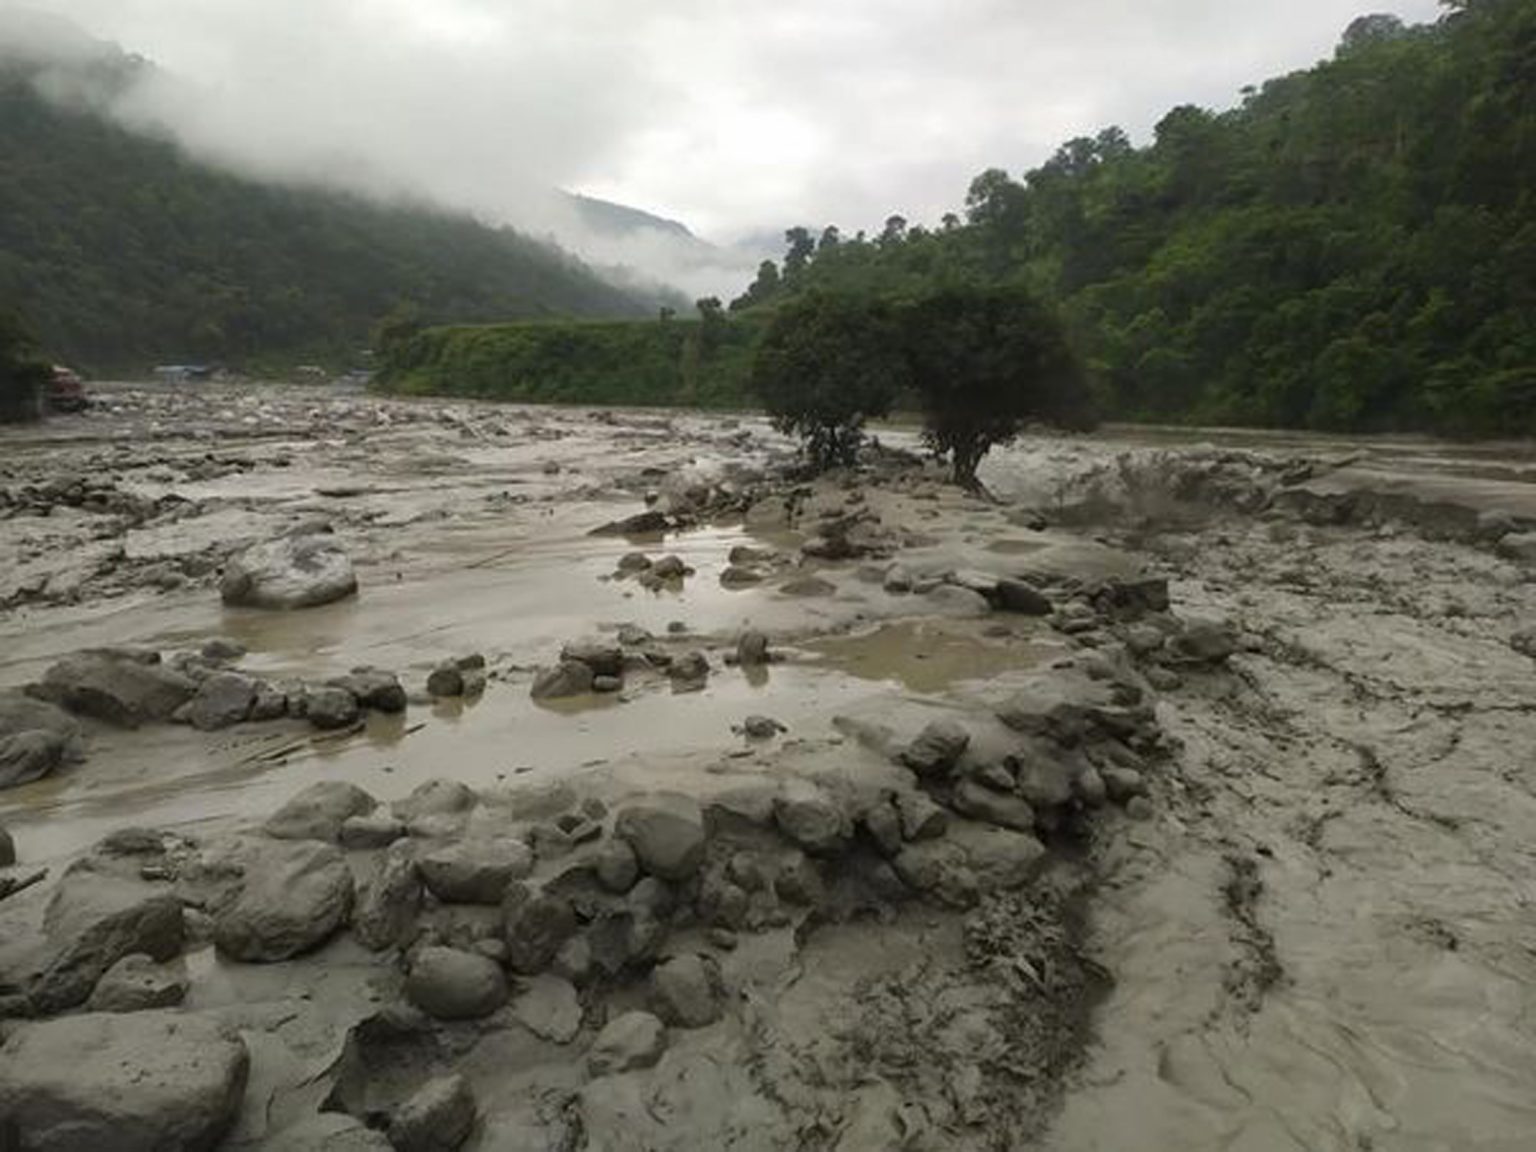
30;866;184;1014
951;779;1036;832
0;728;73;791
616;553;652;573
331;669;407;713
594;838;640;893
651;555;688;579
418;838;533;905
220;533;357;609
250;686;288;721
1512;629;1536;660
925;584;991;616
264;781;378;842
719;564;763;587
861;800;903;857
892;841;978;907
531;660;595;700
406;946;507;1020
426;662;464;698
86;952;188;1012
305;686;361;730
588;1011;667;1076
394;779;477;823
735;630;770;666
0;825;12;867
254;1113;392;1151
1101;766;1147;802
1495;531;1536;563
339;812;406;849
502;883;578;974
561;639;625;678
1168;618;1238;665
650;953;722;1028
31;651;196;729
200;638;247;662
894;792;949;842
215;839;354;962
774;784;850;855
511;974;583;1042
667;650;710;688
995;579;1053;615
185;672;261;731
1075;765;1108;808
948;822;1048;891
353;840;422;952
592;675;623;693
774;854;824;906
1013;756;1076;810
615;795;706;880
899;719;970;777
388;1074;477;1152
741;715;784;740
0;1010;248;1152
996;667;1120;742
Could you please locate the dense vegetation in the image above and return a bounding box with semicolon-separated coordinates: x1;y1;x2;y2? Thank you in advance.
749;287;1091;481
0;64;659;374
0;310;48;423
734;1;1536;436
751;294;908;466
378;302;760;409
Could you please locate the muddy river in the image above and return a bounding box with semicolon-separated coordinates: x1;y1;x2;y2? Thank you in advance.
1;382;1533;1151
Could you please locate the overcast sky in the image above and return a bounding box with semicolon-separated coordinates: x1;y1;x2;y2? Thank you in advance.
10;0;1444;284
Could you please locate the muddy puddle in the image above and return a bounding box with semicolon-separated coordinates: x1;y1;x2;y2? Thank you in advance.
3;382;1536;1151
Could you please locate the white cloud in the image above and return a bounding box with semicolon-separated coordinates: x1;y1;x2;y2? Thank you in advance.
7;0;1446;294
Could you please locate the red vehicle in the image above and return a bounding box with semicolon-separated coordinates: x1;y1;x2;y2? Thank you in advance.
46;365;87;413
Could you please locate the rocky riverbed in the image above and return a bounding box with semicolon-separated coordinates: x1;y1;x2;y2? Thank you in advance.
0;383;1533;1151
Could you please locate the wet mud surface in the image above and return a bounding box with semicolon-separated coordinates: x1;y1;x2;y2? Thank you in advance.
1;383;1534;1150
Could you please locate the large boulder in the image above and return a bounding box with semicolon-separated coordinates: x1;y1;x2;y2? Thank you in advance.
418;838;533;905
29;865;184;1015
264;781;378;843
615;795;706;881
220;533;358;610
214;839;354;962
30;651;197;729
0;693;83;790
405;946;507;1020
0;1010;248;1152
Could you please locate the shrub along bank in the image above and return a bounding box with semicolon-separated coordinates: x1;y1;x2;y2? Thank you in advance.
377;315;760;409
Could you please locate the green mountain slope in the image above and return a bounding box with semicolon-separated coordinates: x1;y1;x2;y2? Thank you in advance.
0;66;659;372
734;0;1536;436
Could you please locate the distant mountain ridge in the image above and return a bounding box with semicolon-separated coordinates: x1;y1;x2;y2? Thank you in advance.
0;18;676;370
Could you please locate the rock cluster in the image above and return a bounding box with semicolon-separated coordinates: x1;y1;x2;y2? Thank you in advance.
22;644;413;745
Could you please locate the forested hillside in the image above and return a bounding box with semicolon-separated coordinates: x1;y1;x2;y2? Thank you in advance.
0;65;659;373
734;0;1536;435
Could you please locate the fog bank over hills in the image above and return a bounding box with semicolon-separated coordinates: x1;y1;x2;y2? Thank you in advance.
0;6;765;300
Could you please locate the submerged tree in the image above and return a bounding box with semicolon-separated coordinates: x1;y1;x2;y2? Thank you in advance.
750;292;906;470
904;286;1094;489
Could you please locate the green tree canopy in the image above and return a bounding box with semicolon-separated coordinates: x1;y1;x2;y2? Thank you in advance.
750;293;907;470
